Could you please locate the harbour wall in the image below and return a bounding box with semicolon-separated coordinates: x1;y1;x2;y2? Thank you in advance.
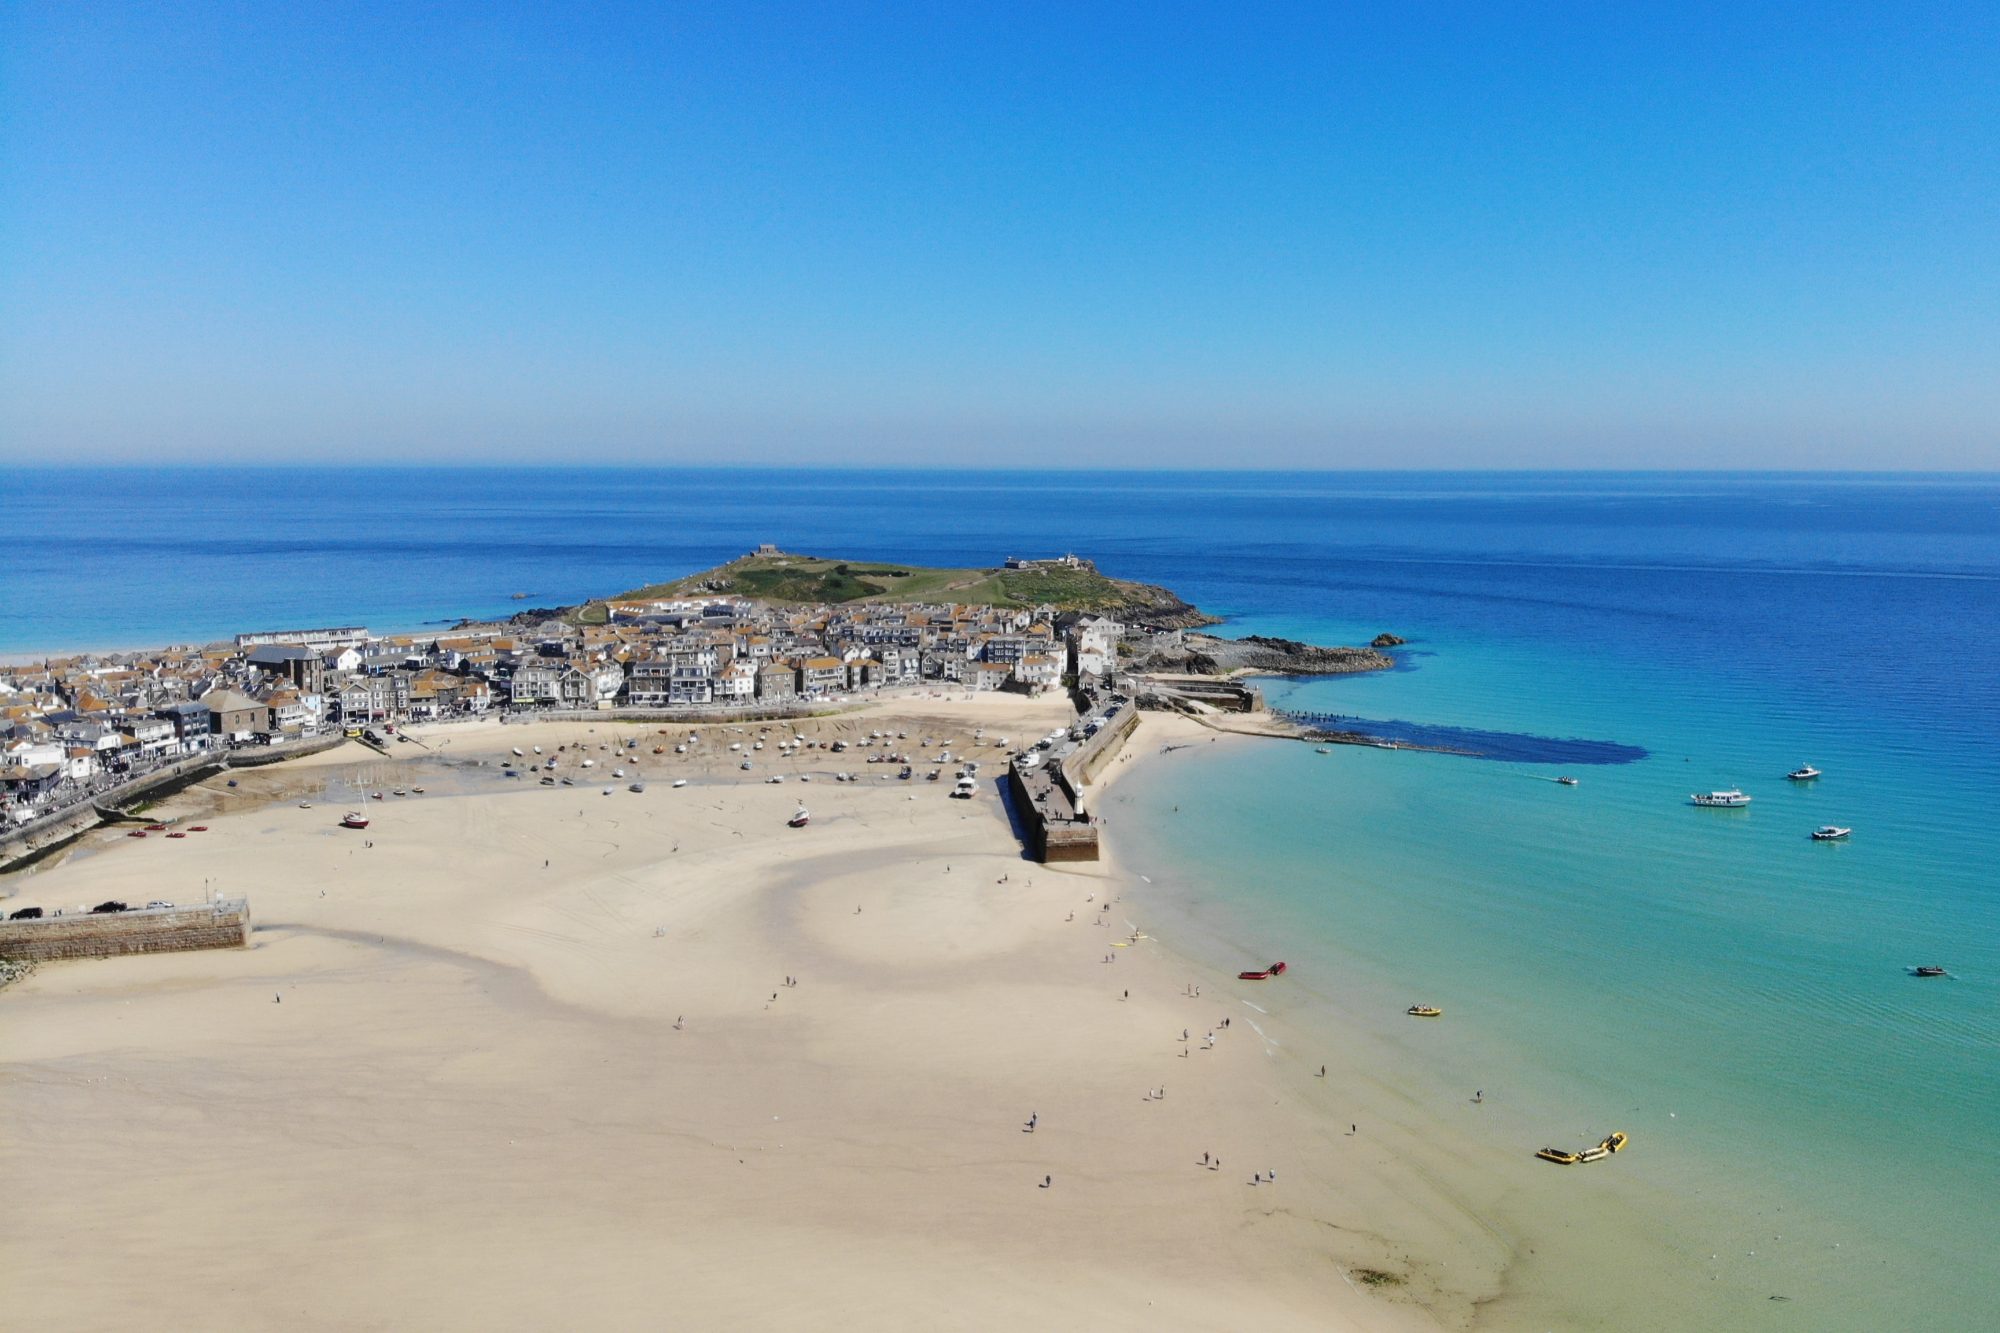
1008;699;1138;863
0;898;251;962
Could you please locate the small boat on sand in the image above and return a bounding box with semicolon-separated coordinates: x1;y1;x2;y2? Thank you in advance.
788;806;811;828
1238;961;1288;980
1537;1132;1626;1165
299;801;313;809
1912;966;1949;978
1691;789;1751;807
341;812;370;829
1407;1005;1443;1018
1787;765;1821;781
672;779;687;788
1811;826;1851;840
512;747;524;757
371;792;385;801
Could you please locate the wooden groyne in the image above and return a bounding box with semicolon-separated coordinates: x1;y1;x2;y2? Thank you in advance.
0;898;251;962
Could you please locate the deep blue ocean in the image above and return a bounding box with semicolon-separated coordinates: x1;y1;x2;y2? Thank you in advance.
6;468;1997;1329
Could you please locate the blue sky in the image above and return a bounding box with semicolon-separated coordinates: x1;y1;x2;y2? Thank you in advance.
3;2;1996;467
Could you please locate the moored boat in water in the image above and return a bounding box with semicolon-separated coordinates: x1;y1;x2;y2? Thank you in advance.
1787;765;1821;780
1407;1005;1442;1017
1811;825;1851;840
1690;789;1751;807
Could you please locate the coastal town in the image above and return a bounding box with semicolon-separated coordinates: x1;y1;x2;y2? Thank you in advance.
1;548;1390;835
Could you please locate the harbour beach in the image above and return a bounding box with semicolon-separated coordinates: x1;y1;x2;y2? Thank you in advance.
2;695;1485;1332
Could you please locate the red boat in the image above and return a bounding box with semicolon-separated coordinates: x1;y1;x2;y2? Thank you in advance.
1238;961;1288;980
341;812;371;829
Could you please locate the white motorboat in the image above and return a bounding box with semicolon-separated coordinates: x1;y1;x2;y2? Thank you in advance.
602;786;614;796
512;747;524;756
788;806;811;828
1787;765;1821;781
1811;825;1851;840
741;760;753;770
1691;789;1752;807
671;778;687;787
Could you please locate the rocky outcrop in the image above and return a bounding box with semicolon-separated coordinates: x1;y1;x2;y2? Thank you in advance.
1131;634;1391;677
1372;633;1406;647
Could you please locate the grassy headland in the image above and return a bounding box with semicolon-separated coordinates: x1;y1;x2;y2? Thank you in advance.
574;552;1218;628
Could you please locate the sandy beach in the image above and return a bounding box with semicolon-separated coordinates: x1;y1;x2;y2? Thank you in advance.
2;696;1499;1331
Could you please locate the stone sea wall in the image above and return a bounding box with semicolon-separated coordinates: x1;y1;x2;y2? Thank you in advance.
0;899;251;962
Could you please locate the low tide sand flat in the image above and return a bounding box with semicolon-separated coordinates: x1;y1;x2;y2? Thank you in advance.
0;696;1494;1333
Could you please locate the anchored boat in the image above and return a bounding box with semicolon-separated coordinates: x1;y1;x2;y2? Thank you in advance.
1787;765;1821;781
1407;1005;1443;1018
1690;789;1751;807
1811;825;1851;840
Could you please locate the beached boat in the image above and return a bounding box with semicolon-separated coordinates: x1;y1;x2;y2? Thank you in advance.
299;801;312;808
741;760;753;770
1690;789;1751;807
411;786;423;793
1238;961;1288;980
1811;826;1851;840
341;812;370;829
1407;1005;1443;1017
788;806;811;828
1787;765;1821;781
392;789;406;797
1536;1148;1582;1165
629;782;646;793
1912;966;1948;977
512;747;524;757
371;792;385;800
672;779;687;788
126;830;147;838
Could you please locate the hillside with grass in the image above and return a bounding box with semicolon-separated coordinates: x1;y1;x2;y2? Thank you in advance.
587;551;1217;627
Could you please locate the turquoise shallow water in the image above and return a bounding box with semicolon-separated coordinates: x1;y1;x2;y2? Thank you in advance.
1111;610;2000;1329
7;468;1996;1326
